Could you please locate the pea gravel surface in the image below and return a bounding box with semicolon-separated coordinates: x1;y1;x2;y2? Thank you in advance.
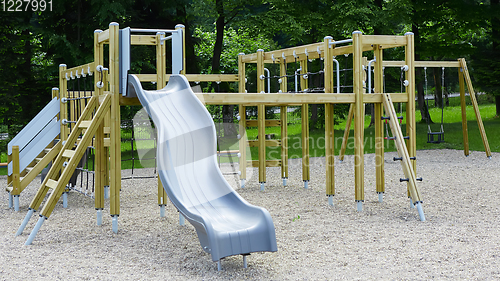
1;149;499;280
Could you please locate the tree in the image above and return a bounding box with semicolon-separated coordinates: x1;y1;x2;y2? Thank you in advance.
472;0;500;117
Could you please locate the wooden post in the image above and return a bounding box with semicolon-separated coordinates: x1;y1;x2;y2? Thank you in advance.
52;88;59;100
238;53;247;185
257;49;266;185
59;64;68;141
324;36;335;197
7;150;12;188
405;32;417;175
374;45;385;197
459;58;491;158
12;145;20;195
109;22;121;218
300;60;310;187
458;63;469;156
94;29;105;211
156;32;168;206
280;58;288;182
353;31;364;206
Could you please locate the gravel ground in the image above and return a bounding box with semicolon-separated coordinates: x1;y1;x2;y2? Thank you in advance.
1;149;499;280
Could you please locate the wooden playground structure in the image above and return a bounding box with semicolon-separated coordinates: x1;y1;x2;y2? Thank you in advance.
6;22;491;244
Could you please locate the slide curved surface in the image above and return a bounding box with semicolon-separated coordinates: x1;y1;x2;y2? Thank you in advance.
128;74;277;262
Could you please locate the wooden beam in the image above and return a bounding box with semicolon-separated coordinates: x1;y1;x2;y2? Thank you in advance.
383;60;461;68
459;58;491;157
98;29;110;43
61;62;96;78
247;160;281;168
241;42;324;63
362;35;406;47
131;35;156;45
178;74;239;82
246;120;281;127
248;140;281;147
120;92;409;106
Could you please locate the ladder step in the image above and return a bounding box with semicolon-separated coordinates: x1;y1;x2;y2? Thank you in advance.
79;121;92;129
35;157;43;163
46;179;58;190
62;150;76;159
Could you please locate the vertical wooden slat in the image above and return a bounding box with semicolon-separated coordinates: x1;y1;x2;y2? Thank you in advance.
12;146;20;195
238;53;247;182
94;29;105;210
405;32;417;175
300;60;310;183
156;32;168;205
323;36;335;196
374;45;385;195
109;22;121;216
353;31;364;203
59;64;68;141
257;49;266;183
458;63;469;156
280;57;289;181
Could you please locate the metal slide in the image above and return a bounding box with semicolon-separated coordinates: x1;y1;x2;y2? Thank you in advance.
127;74;277;268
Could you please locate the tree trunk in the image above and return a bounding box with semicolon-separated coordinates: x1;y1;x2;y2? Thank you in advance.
412;24;433;124
496;95;500;117
212;0;236;137
176;6;199;74
433;67;443;108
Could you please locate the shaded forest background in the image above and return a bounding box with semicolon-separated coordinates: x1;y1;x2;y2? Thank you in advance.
1;0;499;137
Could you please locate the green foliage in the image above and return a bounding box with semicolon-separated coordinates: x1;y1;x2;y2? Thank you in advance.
194;26;279;74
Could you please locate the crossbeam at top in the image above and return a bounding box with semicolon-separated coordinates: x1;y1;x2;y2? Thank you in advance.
241;35;408;64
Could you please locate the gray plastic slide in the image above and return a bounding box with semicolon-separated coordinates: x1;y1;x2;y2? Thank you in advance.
127;74;277;266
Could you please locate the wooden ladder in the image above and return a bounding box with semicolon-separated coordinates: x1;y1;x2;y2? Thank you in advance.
17;94;111;244
382;92;425;221
7;141;62;196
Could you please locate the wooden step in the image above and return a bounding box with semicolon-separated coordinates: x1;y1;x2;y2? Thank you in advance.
62;150;76;159
35;157;43;163
46;179;58;190
79;121;92;129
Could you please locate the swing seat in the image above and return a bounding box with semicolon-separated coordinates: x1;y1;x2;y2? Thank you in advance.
427;131;444;144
